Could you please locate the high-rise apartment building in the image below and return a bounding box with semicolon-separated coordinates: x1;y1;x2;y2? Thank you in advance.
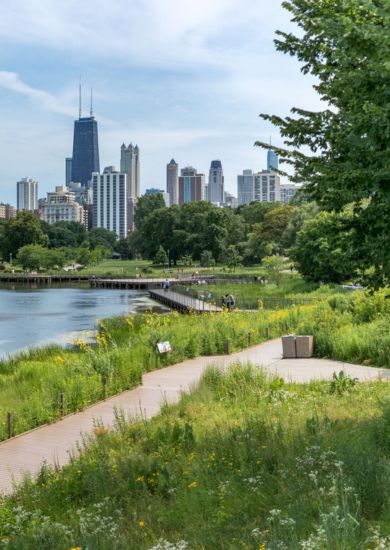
237;170;281;204
40;186;85;225
254;170;281;203
120;143;140;199
237;170;255;205
71;107;100;187
280;183;298;204
267;150;279;171
166;159;178;206
92;168;127;239
65;157;73;185
0;203;16;219
208;160;224;204
178;166;205;205
16;177;38;211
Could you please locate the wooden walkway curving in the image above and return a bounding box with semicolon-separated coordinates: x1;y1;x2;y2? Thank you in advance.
149;289;222;313
0;338;388;494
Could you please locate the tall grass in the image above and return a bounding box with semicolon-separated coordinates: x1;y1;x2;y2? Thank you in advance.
0;288;390;442
2;363;390;548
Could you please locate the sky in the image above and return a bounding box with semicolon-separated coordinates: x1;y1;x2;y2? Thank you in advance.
0;0;323;205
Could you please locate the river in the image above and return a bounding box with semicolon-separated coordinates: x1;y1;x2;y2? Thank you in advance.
0;285;167;357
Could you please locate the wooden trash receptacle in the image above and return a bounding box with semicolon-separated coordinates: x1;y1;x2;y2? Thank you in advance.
296;335;313;358
282;335;296;359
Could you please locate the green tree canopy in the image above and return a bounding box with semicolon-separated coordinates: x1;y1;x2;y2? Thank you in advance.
256;0;390;286
2;212;48;258
291;210;357;283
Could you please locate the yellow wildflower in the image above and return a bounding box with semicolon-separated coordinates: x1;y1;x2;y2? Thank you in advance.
54;355;65;366
136;475;145;482
93;426;108;437
187;481;198;489
137;521;145;527
259;545;266;550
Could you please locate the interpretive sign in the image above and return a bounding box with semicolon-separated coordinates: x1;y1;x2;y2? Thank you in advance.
156;341;172;354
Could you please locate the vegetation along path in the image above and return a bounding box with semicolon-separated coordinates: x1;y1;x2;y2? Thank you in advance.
0;338;388;495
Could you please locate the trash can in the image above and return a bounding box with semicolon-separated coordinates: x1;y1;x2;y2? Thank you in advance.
296;335;313;358
282;335;297;359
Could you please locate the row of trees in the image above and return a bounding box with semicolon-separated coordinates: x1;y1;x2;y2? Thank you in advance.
0;213;123;270
0;195;366;283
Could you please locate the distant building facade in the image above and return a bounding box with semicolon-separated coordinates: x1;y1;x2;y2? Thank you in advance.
92;168;127;239
65;157;73;185
208;160;224;204
17;177;38;211
166;159;179;206
224;192;238;209
237;170;255;205
0;203;16;219
40;186;85;225
71;116;100;187
254;170;281;203
237;170;281;204
280;183;298;204
120;143;140;199
178;166;205;205
267;150;279;171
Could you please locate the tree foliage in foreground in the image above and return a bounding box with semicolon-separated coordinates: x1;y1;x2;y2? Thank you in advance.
257;0;390;286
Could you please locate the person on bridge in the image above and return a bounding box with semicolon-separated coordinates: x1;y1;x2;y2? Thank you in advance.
163;279;170;292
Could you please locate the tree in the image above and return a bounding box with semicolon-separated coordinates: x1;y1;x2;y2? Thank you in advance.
261;255;285;287
45;221;87;248
88;228;117;251
2;212;48;258
153;246;168;266
200;250;214;267
134;194;166;228
291;210;357;283
224;245;242;271
17;244;66;271
256;0;390;286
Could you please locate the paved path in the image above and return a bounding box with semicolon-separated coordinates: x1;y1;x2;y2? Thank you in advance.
0;338;388;494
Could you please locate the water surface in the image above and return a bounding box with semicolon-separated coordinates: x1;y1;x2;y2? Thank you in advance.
0;285;165;357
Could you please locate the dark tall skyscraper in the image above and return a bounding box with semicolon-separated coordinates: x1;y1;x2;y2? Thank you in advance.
71;89;100;186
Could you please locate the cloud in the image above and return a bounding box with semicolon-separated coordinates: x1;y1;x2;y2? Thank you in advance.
0;71;75;117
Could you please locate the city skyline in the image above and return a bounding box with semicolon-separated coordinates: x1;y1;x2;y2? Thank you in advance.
0;1;323;205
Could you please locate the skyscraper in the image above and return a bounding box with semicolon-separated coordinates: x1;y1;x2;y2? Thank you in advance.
237;170;255;205
178;166;205;205
120;143;140;199
166;159;178;206
92;168;128;239
16;177;38;211
208;160;224;204
267;149;279;171
65;157;73;185
71;89;100;187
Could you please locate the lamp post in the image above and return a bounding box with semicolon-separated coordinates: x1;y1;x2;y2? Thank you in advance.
167;249;170;268
9;253;12;267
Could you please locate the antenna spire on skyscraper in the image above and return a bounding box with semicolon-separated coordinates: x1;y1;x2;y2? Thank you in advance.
90;87;93;117
79;76;82;119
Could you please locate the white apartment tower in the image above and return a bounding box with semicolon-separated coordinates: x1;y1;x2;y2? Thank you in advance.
92;168;127;239
208;160;224;204
120;143;140;199
17;177;38;211
166;159;179;206
237;170;281;204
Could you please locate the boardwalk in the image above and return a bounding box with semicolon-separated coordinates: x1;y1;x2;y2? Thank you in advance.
90;277;214;290
0;338;388;494
149;288;222;312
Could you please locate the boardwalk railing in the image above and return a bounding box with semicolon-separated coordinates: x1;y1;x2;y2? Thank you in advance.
171;284;320;311
149;289;221;313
